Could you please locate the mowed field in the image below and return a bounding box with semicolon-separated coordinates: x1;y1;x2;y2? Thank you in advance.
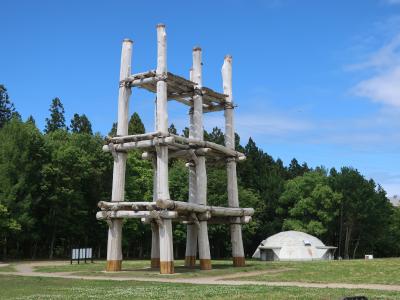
0;258;399;299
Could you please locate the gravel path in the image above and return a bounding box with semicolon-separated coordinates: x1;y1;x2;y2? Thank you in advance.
4;261;400;292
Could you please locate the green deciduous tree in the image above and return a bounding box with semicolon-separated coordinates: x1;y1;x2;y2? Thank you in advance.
277;171;341;240
329;167;393;259
0;118;47;258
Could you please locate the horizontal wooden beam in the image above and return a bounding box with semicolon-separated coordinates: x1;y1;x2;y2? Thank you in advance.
98;201;157;211
96;210;177;220
107;131;163;144
156;199;254;217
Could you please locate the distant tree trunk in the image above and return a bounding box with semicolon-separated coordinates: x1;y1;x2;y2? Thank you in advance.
31;241;38;259
344;225;352;259
138;243;143;258
49;209;57;259
352;237;360;259
338;201;343;258
2;236;7;260
49;227;56;259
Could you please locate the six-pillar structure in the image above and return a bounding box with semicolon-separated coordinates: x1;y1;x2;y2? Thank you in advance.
98;24;253;274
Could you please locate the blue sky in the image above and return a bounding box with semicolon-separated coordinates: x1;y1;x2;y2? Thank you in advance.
2;0;400;196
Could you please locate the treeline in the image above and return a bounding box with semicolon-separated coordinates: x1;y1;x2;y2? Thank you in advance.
0;85;399;260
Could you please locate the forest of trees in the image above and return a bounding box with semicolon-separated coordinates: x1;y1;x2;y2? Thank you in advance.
1;84;399;261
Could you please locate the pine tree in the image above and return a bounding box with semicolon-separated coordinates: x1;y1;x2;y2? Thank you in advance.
168;123;177;135
182;127;189;137
70;113;93;134
0;85;17;128
45;97;67;133
109;122;117;136
26;115;36;126
128;112;145;135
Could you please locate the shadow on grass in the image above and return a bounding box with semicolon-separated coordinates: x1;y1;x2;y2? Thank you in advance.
120;262;259;274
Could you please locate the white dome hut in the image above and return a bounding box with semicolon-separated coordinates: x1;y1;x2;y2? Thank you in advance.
252;231;336;261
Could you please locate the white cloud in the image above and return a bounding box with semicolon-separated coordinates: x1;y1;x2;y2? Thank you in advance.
347;34;400;70
350;33;400;106
385;0;400;4
353;66;400;106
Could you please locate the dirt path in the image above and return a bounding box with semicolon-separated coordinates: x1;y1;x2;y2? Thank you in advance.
4;261;400;292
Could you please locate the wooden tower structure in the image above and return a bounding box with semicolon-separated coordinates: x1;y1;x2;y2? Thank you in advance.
97;24;254;274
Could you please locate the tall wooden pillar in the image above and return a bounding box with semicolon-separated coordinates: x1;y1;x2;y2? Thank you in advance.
185;108;198;267
106;38;133;272
192;47;212;270
222;55;245;267
150;157;160;268
156;24;174;274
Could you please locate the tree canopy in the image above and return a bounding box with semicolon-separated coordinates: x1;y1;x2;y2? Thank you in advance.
0;84;18;128
70;113;93;134
0;93;398;260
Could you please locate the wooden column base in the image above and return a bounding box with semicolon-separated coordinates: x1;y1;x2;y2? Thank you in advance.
200;259;212;270
106;260;122;272
151;258;160;268
233;257;245;267
160;261;174;274
184;256;196;267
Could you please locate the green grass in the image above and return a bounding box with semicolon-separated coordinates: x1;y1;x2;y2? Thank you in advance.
34;259;275;278
34;258;400;285
1;275;399;300
235;258;400;285
0;264;16;272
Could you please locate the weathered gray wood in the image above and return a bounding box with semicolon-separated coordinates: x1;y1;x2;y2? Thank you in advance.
171;134;245;158
150;222;160;268
222;54;245;267
108;131;162;144
103;137;175;152
156;199;254;216
98;201;157;211
151;157;160;267
182;216;252;224
131;76;158;87
191;47;211;270
100;24;253;274
185;66;198;266
104;132;245;160
106;38;133;272
156;24;174;274
97;210;178;220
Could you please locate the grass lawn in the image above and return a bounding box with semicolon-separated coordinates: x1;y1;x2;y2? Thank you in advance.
34;258;400;285
34;259;275;278
1;275;399;300
0;264;16;272
235;258;400;285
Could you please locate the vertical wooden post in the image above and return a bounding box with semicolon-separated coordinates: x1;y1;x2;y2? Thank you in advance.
156;24;174;274
193;47;212;270
150;222;160;268
150;158;160;268
185;69;198;267
106;38;133;272
222;55;245;267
